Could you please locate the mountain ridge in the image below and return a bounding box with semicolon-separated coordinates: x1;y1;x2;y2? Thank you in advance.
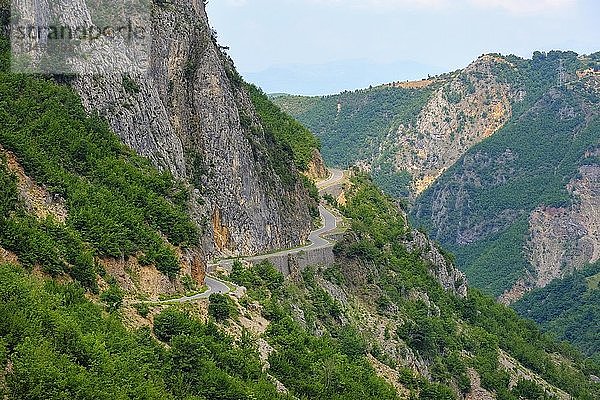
274;50;600;302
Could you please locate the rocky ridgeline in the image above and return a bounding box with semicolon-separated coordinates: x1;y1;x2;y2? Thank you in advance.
401;229;468;298
393;55;517;196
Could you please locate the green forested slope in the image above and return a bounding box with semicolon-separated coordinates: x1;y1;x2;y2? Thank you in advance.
513;262;600;359
0;264;299;399
336;176;599;399
411;51;600;297
229;175;600;399
0;73;199;285
273;85;435;196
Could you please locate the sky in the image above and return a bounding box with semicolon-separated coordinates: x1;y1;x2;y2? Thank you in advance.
206;0;600;95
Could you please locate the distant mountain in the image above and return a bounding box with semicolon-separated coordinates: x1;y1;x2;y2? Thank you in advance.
244;59;444;95
274;51;600;301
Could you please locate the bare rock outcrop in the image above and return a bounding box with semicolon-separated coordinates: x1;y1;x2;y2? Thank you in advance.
394;55;518;196
305;148;329;180
402;230;468;298
500;163;600;302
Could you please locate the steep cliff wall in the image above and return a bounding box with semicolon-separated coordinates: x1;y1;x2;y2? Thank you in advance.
305;149;329;180
15;0;316;257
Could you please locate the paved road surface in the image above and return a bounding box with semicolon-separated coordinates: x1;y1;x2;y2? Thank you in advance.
317;169;344;190
242;204;337;265
159;168;346;303
159;276;231;304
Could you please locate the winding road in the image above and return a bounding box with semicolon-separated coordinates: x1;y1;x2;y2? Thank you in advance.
164;169;346;303
159;276;231;304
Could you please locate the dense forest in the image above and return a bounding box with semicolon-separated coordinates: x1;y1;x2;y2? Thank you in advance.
513;262;600;360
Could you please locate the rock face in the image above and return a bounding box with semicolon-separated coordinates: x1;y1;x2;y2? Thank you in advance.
16;0;315;257
394;55;516;196
305;149;329;180
499;163;600;303
0;145;67;223
401;230;468;298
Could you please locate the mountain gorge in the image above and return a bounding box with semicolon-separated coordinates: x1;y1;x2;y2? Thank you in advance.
0;0;600;399
274;51;600;303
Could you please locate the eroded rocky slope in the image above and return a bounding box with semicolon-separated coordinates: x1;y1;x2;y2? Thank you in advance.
501;162;600;303
413;54;600;300
394;55;517;195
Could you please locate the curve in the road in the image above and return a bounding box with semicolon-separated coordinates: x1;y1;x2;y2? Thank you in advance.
317;168;344;190
159;276;231;304
160;168;345;303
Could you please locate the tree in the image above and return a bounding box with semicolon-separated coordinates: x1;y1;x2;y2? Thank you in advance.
100;284;123;312
208;293;235;321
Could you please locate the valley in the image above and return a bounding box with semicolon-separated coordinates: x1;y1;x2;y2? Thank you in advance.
275;51;600;303
0;0;598;399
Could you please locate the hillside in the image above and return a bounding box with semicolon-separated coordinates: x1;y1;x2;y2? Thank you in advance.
2;175;600;399
274;51;600;302
411;52;600;300
513;261;600;359
273;82;437;197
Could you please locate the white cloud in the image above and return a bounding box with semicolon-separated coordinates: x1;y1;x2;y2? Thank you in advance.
469;0;577;15
304;0;577;14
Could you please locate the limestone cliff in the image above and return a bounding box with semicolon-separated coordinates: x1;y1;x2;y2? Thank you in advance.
394;55;517;196
500;162;600;303
15;0;316;257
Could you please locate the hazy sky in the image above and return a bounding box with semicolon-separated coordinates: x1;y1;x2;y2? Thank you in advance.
206;0;599;94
